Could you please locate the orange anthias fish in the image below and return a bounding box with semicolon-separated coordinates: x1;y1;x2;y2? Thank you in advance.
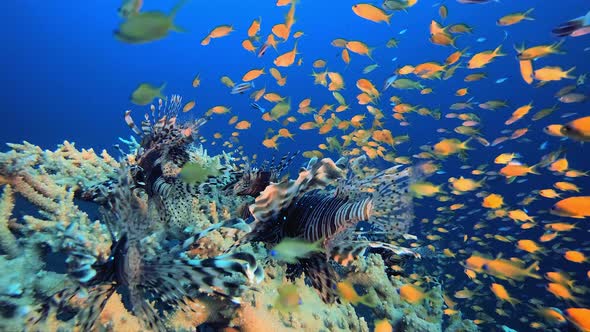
467;45;505;69
336;281;377;307
550;196;590;218
565;308;590;331
399;284;426;304
351;3;391;24
500;163;538;178
497;8;534;26
505;102;533;125
519;60;534;84
274;41;299;67
561;116;590;141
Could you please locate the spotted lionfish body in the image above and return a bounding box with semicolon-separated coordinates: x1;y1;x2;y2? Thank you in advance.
243;157;416;302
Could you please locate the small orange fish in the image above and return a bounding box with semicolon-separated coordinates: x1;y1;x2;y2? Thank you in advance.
351;4;391;24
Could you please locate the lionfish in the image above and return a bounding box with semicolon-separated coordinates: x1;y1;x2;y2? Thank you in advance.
121;95;244;233
80;95;210;206
239;156;417;302
41;170;262;332
123;95;211;197
231;150;299;197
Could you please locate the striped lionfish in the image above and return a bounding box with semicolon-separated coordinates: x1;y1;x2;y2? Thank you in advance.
80;95;211;207
123;95;211;198
231;150;299;197
239;156;417;302
121;95;242;232
38;170;262;332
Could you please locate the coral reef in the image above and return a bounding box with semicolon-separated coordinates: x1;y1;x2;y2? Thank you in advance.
0;103;476;331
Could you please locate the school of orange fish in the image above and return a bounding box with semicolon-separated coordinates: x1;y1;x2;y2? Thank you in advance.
128;0;590;330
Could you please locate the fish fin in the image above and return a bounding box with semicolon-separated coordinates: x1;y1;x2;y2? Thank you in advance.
528;164;540;175
301;252;338;303
171;24;188;33
144;250;259;301
360;289;379;308
331;241;368;266
525;261;542;279
368;165;415;235
170;0;189;18
250;158;344;224
157;82;168;100
128;286;167;332
76;284;118;331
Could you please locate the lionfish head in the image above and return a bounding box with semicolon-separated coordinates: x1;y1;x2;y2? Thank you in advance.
233;169;273;197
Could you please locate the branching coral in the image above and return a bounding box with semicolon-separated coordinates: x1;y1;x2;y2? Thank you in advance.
0;185;18;258
0;130;477;332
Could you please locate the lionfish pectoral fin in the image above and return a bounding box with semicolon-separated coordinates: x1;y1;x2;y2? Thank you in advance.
368;166;415;235
128;287;167;332
76;284;117;332
330;242;369;266
301;252;338;303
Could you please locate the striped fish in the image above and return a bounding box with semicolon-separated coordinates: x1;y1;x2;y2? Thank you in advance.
38;170;261;332
232;150;299;197
241;157;416;302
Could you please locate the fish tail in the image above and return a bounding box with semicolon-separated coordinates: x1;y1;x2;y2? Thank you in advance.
360;289;379;308
528;164;540;175
170;0;189;18
494;44;505;56
524;8;534;20
386;13;393;25
565;66;576;79
158;82;168;99
461;137;474;150
552;39;566;53
170;0;189;32
525;260;542;279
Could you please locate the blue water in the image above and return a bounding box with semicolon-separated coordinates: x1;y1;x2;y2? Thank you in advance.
3;0;590;331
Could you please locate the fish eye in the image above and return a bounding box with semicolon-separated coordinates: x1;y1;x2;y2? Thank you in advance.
270;250;277;257
482;264;489;270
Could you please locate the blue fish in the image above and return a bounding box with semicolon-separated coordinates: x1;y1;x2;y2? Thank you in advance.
476;37;486;42
250;102;266;113
495;77;508;84
539;141;548;150
399;29;407;35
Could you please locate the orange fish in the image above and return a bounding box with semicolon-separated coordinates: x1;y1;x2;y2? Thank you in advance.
274;41;298;67
351;4;391;24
